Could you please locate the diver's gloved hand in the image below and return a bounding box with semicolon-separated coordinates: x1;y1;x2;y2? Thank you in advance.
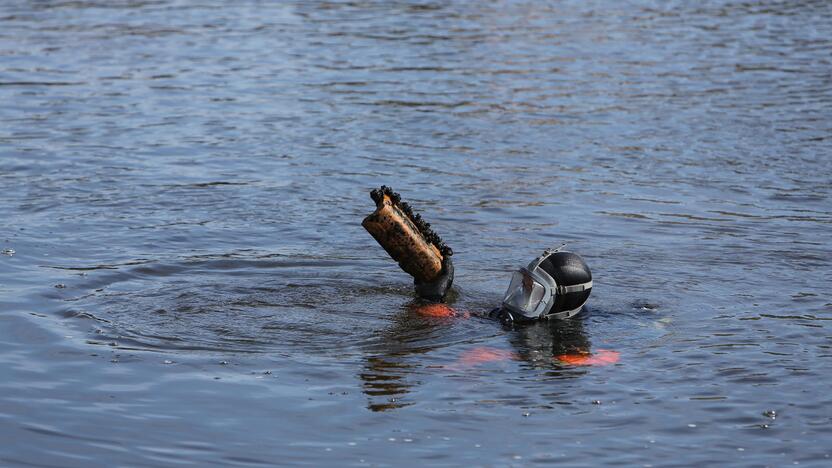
489;307;516;328
414;255;454;302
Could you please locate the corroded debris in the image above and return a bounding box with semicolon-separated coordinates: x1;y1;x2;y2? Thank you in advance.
362;186;452;283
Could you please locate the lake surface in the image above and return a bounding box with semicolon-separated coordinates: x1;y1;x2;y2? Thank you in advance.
1;0;831;465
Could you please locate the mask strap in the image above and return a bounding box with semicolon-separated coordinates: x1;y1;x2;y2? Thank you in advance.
544;309;574;320
544;280;592;319
556;280;593;295
528;244;567;271
544;305;585;320
545;243;568;255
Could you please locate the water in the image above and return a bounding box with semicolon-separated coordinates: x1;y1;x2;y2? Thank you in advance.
1;0;831;465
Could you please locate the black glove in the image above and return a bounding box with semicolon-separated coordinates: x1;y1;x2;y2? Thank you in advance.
414;255;454;302
489;307;515;328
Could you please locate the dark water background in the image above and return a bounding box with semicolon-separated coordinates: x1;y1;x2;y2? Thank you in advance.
2;0;831;466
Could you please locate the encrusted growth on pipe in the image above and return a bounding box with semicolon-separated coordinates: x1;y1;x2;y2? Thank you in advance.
369;185;453;257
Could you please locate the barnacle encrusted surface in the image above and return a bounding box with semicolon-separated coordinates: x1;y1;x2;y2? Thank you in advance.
369;186;453;257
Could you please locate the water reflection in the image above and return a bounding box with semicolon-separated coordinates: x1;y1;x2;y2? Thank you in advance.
360;301;614;411
506;313;593;370
361;356;416;412
360;301;445;412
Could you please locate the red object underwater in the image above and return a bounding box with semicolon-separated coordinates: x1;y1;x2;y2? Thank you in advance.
415;303;457;318
555;349;620;366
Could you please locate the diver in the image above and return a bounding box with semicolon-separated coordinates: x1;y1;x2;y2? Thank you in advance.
414;245;593;326
361;185;592;323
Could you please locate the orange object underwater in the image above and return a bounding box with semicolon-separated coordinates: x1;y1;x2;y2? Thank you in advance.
415;303;458;318
456;347;518;367
555;349;620;366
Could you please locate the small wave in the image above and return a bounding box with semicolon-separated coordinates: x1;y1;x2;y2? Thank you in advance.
61;252;490;358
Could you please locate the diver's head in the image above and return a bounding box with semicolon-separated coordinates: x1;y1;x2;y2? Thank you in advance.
500;246;593;323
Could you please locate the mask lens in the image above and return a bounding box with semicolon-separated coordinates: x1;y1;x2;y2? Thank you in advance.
503;269;546;317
